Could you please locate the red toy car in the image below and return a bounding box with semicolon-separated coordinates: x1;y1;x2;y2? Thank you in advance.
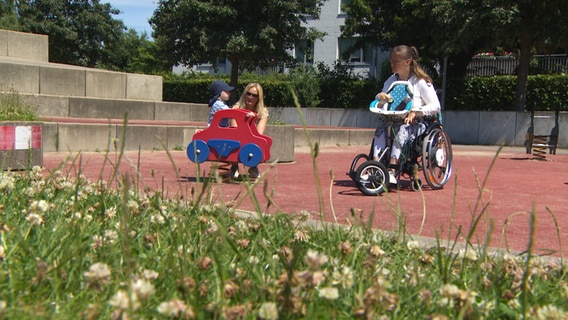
187;108;272;167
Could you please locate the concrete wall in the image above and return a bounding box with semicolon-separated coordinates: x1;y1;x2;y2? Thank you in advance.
272;107;567;149
0;29;48;62
0;29;162;101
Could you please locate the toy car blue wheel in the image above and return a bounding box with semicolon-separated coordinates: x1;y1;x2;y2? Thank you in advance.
187;140;209;163
239;143;263;167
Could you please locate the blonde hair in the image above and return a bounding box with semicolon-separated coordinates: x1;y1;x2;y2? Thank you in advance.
391;45;433;84
234;83;267;119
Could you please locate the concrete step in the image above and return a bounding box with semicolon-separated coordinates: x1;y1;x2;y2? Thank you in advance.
38;117;374;164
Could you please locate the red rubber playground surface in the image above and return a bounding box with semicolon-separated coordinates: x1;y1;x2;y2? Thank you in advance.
43;144;568;257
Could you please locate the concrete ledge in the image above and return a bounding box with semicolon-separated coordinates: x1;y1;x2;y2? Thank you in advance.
1;30;48;62
45;122;297;163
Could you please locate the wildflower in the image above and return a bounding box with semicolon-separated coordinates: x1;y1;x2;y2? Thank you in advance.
151;214;165;224
104;207;117;219
312;270;327;286
319;287;339;300
305;249;328;269
104;230;118;243
0;175;15;191
132;279;155;300
142;269;159;280
109;290;140;311
32;200;49;212
332;266;354;289
439;283;460;298
91;235;103;250
299;210;311;221
248;256;259;265
0;245;4;261
294;229;310;242
406;240;421;251
157;298;191;317
338;241;352;255
535;305;567;319
458;248;478;261
127;199;139;214
224;280;239;299
369;245;385;258
26;213;44;225
258;302;278;320
84;262;111;282
0;300;6;312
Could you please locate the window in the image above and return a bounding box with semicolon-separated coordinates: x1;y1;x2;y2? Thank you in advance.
295;41;314;64
338;38;372;64
339;0;350;14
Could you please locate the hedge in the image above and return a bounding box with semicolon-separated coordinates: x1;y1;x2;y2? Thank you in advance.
163;75;567;112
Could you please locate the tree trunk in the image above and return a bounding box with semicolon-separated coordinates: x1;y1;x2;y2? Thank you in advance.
229;57;239;87
514;34;532;112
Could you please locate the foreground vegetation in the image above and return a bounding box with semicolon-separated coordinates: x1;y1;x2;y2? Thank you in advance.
0;148;567;319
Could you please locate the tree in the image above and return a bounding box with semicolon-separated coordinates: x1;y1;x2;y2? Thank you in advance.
17;0;127;69
149;0;327;86
341;0;504;78
0;0;19;30
341;0;568;111
495;0;568;111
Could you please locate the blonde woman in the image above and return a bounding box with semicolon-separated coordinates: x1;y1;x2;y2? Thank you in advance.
230;82;269;179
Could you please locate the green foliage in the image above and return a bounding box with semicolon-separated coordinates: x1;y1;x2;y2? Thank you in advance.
0;90;40;121
444;75;568;111
287;64;321;108
150;0;327;85
17;0;127;69
1;153;568;318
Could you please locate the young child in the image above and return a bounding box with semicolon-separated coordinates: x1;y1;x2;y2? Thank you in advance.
207;80;234;127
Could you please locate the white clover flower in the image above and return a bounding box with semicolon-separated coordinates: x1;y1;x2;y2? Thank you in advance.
318;287;339;300
0;300;6;311
458;248;478;261
104;230;118;243
109;290;140;311
258;302;278;320
535;304;567;320
151;214;165;224
84;262;111;281
332;266;354;289
132;279;154;300
127;200;139;213
439;283;460;298
406;240;421;251
26;213;44;225
157;298;187;317
142;269;159;280
305;249;328;269
0;174;15;191
30;200;49;213
105;207;117;219
249;256;259;265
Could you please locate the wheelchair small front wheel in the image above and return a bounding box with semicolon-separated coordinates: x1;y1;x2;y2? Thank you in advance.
355;160;389;196
411;178;423;191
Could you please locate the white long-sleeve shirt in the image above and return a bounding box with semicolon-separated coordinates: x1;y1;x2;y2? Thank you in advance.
382;74;441;117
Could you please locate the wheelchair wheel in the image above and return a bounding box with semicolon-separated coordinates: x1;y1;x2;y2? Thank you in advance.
422;127;453;189
355;160;389;196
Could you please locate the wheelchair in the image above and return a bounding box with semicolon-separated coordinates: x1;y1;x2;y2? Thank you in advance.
347;81;453;196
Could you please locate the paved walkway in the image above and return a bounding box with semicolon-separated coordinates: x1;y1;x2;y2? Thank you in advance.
42;145;568;257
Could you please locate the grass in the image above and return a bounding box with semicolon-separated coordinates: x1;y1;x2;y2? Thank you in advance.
0;90;40;121
0;117;567;319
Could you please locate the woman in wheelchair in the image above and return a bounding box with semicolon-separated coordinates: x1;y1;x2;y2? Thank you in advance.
374;45;442;184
